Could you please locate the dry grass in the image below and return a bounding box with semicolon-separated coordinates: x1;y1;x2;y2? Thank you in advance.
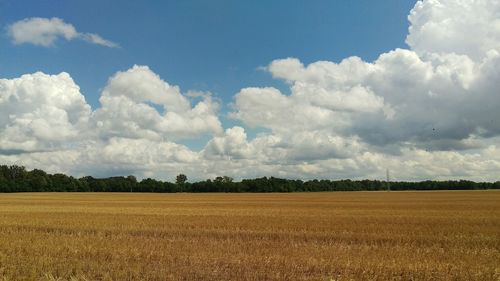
0;191;498;281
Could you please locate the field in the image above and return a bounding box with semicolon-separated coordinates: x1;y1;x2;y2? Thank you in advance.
0;191;498;281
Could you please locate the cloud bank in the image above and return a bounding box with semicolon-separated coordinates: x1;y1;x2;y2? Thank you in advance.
7;17;118;47
1;0;500;182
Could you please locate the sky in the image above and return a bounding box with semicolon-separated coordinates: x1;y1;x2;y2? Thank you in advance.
1;0;500;182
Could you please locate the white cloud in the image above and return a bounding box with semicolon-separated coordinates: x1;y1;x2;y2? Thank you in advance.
230;87;343;133
7;17;118;48
0;72;91;152
203;127;254;160
224;0;500;180
406;0;500;60
2;0;500;182
77;137;200;178
0;66;224;181
232;47;500;147
80;33;118;48
93;65;223;140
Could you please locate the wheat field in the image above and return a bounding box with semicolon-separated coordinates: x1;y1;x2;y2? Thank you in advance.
0;191;498;281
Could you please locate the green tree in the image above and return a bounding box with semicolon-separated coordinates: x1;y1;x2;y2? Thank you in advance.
176;174;187;185
127;175;137;192
176;174;187;192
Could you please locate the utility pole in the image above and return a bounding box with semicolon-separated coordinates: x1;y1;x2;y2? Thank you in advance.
386;168;391;191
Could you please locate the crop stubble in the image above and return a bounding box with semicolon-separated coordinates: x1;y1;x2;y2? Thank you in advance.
0;191;498;280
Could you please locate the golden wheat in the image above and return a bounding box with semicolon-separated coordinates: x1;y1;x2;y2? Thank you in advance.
0;191;498;280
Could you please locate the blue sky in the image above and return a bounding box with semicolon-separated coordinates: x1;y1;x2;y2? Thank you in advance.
1;0;416;109
1;0;499;181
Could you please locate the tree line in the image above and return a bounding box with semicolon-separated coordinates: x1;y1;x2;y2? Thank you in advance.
0;164;499;193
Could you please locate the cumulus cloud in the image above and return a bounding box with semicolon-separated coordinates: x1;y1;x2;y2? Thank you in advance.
232;8;500;149
203;127;254;160
2;0;500;182
93;65;223;140
0;66;223;180
224;0;500;180
230;87;344;133
406;0;500;60
76;137;200;178
7;17;118;47
0;72;91;152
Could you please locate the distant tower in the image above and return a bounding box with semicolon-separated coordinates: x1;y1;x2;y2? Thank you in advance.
386;169;391;191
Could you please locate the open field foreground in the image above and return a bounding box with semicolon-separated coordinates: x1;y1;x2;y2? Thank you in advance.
0;192;498;281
